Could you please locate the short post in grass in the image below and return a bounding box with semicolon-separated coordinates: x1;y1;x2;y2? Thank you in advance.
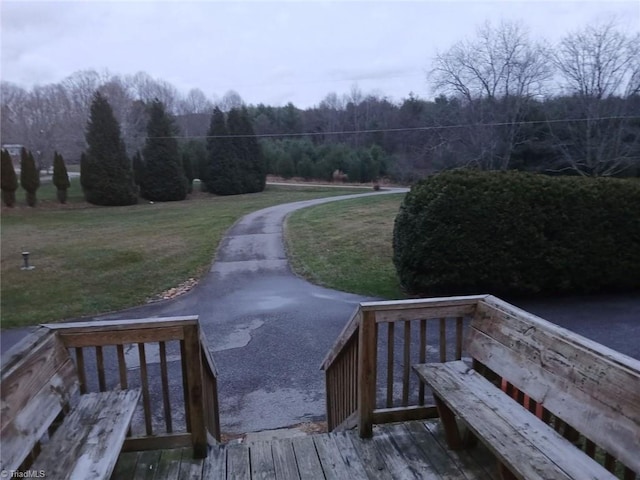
21;251;35;270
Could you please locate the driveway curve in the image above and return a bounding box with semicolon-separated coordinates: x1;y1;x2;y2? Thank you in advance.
89;188;408;434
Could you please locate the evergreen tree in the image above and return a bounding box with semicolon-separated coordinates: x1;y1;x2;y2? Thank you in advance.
1;149;18;207
20;147;40;207
181;139;208;191
83;92;138;206
206;107;266;195
233;107;266;193
140;99;187;201
52;151;71;203
79;152;92;193
182;151;194;194
132;151;144;187
206;107;240;195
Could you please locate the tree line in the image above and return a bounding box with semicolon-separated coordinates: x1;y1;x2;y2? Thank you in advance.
1;20;638;182
80;93;266;206
1;92;266;207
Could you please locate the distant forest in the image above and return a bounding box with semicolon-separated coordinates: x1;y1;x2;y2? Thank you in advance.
2;20;638;181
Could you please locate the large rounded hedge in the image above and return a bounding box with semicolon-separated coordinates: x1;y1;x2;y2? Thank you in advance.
393;170;640;296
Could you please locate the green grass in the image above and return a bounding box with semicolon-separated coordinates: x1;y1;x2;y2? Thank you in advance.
285;193;406;299
1;180;366;328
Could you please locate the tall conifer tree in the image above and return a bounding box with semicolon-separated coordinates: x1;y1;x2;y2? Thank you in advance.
1;149;18;207
20;147;40;207
52;151;71;203
83;92;137;206
140;100;187;201
206;107;240;195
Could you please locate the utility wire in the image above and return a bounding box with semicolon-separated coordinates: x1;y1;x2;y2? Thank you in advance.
149;115;640;140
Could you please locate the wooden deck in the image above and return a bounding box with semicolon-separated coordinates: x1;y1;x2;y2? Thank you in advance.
110;420;499;479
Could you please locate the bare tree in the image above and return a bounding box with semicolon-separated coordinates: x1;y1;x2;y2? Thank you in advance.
430;20;553;169
125;71;179;113
218;90;244;112
177;88;213;115
551;21;640;176
1;82;29;145
99;76;148;154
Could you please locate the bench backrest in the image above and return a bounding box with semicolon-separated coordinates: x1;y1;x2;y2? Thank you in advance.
1;328;79;471
468;296;640;474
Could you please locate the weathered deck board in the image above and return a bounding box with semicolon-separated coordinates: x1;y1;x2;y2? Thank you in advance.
271;438;300;480
30;389;141;480
111;420;498;480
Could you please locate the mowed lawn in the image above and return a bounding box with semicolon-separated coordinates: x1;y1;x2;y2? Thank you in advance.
286;193;406;300
1;180;365;328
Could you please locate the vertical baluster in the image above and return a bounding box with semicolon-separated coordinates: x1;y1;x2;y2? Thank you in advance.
336;362;341;424
622;466;635;480
180;340;192;433
386;322;395;408
402;321;411;407
95;346;106;392
334;366;339;427
439;318;446;362
75;347;87;394
585;439;596;458
159;341;173;433
138;342;153;436
116;344;128;389
604;453;616;473
347;341;353;414
338;351;344;424
211;373;221;442
353;339;358;412
455;317;463;360
418;319;426;405
116;344;132;437
358;310;377;438
326;369;334;430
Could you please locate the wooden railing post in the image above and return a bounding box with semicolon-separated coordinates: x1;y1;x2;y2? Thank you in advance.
183;324;207;458
358;310;377;438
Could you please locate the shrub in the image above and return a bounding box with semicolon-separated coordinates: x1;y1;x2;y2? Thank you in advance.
1;149;18;207
393;170;640;296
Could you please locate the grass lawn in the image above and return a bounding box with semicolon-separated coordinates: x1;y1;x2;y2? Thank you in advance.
285;193;407;300
1;180;365;328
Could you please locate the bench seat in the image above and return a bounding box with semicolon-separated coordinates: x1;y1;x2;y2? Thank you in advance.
30;389;141;480
414;361;617;480
1;329;141;480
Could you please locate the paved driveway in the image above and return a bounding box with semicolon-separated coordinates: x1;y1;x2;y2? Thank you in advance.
38;189;403;434
2;187;638;435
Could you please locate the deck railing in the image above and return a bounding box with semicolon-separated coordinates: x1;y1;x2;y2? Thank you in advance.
321;295;486;436
43;315;220;457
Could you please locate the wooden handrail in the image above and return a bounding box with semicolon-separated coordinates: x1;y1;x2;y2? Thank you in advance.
358;295;488;312
323;295;488;437
200;329;219;377
42;315;199;332
321;308;362;370
36;315;220;457
199;329;221;443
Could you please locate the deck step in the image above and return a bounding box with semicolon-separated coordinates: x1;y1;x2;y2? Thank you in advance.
111;420;499;479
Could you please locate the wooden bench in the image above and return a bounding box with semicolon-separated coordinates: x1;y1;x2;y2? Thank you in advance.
413;296;640;480
1;328;141;479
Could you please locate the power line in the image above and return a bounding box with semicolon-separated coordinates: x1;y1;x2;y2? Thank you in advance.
149;115;640;140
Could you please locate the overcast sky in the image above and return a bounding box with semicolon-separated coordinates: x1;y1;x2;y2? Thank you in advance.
2;1;639;108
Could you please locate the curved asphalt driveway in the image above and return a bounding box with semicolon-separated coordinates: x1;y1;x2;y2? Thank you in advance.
87;188;406;434
2;187;638;436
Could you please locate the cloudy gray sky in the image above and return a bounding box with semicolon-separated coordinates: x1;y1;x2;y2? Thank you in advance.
2;1;639;108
